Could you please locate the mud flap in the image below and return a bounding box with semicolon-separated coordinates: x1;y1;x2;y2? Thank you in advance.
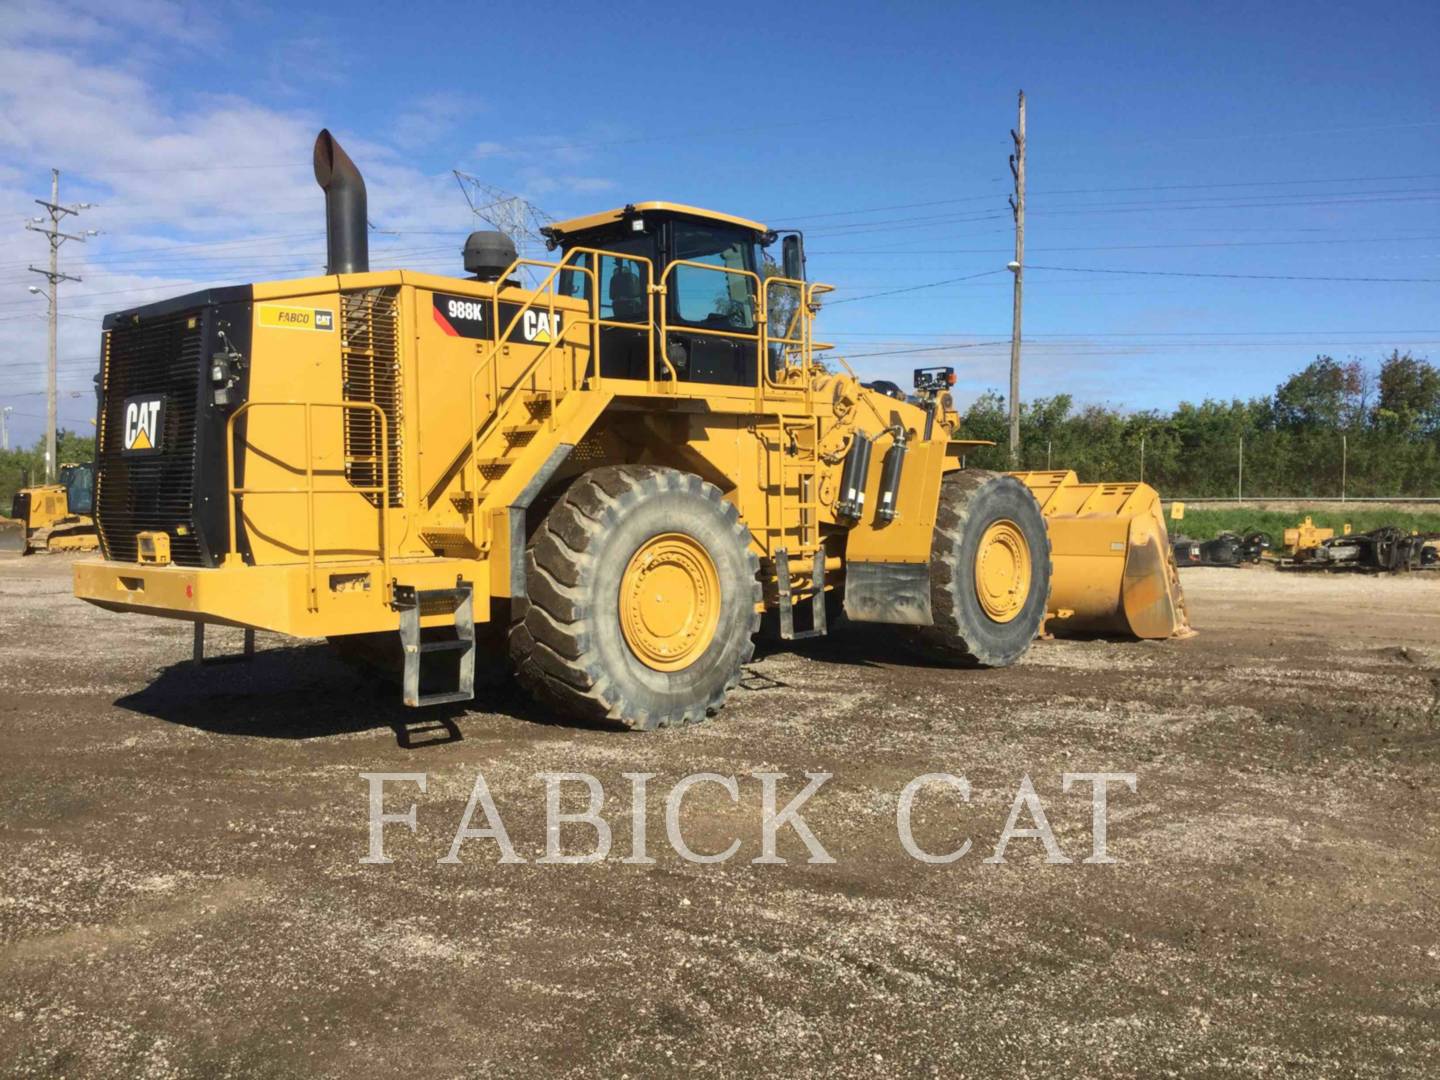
843;561;933;626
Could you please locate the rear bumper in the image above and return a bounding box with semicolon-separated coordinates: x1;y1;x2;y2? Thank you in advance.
74;557;489;637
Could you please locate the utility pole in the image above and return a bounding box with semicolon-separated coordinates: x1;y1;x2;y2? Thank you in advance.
0;405;11;451
1140;434;1146;484
1237;435;1244;504
1006;90;1026;468
27;170;93;483
1341;433;1347;502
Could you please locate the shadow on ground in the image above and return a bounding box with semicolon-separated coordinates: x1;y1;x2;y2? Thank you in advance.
113;620;1147;745
112;642;542;747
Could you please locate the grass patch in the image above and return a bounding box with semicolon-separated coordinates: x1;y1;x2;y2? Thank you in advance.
1164;507;1440;542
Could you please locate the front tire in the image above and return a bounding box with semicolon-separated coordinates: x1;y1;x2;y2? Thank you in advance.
510;466;761;730
917;469;1051;667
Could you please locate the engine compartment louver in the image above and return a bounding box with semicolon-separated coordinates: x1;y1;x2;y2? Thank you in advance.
95;313;206;566
341;287;404;508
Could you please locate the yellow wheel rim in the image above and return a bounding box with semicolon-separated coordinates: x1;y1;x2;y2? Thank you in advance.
620;532;721;671
974;519;1031;623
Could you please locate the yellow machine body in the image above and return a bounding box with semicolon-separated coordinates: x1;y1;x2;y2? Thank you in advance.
74;254;975;637
1012;471;1193;639
73;138;1190;709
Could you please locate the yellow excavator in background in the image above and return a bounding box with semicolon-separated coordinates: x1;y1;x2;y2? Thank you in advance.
72;130;1189;729
2;462;99;555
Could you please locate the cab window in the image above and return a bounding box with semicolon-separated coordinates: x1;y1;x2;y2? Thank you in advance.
670;223;756;332
559;234;652;325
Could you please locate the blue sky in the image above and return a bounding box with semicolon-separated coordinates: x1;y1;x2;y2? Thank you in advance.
1;0;1438;446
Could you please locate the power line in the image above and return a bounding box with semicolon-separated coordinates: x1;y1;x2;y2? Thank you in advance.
0;245;463;311
0;231;318;271
824;328;1440;338
1026;192;1440;220
1027;264;1440;284
841;341;1012;360
812;234;1440;256
824;269;1006;305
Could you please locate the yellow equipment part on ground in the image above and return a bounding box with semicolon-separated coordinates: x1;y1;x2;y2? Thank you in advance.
1011;470;1194;640
1283;516;1336;555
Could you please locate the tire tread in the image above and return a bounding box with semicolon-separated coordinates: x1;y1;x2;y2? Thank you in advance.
510;465;760;730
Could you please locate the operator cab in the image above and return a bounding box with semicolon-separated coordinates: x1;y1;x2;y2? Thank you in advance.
59;462;94;517
544;202;805;387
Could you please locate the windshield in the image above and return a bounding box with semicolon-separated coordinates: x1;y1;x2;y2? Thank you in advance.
61;464;93;516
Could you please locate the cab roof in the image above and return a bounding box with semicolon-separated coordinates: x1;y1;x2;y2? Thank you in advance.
546;201;769;238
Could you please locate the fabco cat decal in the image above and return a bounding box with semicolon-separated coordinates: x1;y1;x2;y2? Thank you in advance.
258;304;335;331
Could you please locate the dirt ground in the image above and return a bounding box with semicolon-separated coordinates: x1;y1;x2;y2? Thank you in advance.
1;555;1437;1078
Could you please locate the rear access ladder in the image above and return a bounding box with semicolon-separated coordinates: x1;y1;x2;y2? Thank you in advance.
775;545;828;641
771;415;828;641
395;583;476;707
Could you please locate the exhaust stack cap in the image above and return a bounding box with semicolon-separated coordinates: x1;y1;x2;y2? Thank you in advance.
313;129;369;275
463;230;518;282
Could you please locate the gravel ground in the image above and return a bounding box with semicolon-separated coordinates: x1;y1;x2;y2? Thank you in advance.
1;555;1438;1078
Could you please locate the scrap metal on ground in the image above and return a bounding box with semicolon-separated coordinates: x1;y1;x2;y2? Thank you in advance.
1283;525;1439;572
1172;530;1271;568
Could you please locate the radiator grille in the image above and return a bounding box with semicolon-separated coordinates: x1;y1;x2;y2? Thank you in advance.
341;288;404;508
95;313;205;565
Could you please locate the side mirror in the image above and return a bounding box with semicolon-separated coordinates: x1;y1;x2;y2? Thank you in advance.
782;234;805;281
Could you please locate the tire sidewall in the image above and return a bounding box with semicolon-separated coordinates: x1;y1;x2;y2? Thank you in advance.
589;488;753;709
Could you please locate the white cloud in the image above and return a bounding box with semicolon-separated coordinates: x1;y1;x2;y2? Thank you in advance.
0;2;491;446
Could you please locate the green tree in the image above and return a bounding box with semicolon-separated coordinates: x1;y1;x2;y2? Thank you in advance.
1373;350;1440;435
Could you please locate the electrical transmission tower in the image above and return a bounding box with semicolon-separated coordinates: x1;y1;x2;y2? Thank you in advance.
451;172;555;269
27;169;95;482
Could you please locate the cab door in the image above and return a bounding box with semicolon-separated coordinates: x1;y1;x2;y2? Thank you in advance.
663;220;761;389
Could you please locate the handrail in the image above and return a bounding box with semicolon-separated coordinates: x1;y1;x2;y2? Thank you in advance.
461;245;667;550
450;245;836;552
760;273;813;409
225;399;390;611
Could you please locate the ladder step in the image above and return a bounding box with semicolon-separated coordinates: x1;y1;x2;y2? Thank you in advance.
415;587;472;603
397;583;476;708
410;690;474;707
415;638;471;654
475;457;513;469
776;545;829;641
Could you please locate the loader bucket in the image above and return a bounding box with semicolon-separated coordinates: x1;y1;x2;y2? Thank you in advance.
0;517;24;556
1010;470;1193;640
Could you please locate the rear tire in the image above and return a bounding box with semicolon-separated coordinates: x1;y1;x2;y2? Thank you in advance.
916;469;1051;667
510;465;761;731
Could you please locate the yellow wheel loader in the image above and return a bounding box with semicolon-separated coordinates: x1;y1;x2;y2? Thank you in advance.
73;130;1189;729
5;462;99;556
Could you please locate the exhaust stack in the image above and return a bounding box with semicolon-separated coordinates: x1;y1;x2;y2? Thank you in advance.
313;129;368;275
